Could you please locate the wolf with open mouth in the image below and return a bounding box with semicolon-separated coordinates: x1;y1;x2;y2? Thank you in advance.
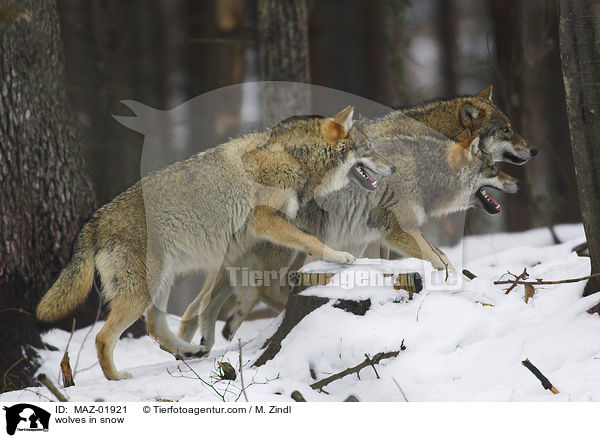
36;106;396;380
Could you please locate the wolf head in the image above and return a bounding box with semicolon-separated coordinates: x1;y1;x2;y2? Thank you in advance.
271;106;396;196
457;86;538;165
471;156;521;215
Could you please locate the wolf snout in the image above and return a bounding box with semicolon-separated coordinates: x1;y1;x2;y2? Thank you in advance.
530;147;538;157
516;180;523;190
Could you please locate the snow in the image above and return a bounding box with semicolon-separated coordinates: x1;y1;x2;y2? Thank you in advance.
3;224;600;402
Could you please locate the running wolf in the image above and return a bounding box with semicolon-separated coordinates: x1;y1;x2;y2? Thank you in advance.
179;87;531;349
36;107;395;380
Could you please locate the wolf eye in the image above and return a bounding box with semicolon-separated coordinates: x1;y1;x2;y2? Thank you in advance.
502;127;511;133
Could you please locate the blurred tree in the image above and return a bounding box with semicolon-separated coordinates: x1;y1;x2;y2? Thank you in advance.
308;0;398;107
0;0;96;391
491;0;577;233
258;0;310;119
559;0;600;296
436;0;457;97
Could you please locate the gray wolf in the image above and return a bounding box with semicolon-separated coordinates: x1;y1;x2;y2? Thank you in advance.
179;87;531;349
36;106;395;380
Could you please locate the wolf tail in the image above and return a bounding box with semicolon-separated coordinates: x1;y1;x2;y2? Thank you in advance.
36;226;96;322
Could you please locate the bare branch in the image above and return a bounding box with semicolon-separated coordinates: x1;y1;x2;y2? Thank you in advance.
238;338;248;402
495;271;600;287
37;374;69;402
521;359;559;394
310;350;402;391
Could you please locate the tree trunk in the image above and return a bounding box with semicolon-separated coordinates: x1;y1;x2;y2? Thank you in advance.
437;0;458;97
558;0;600;296
490;0;534;232
0;0;96;391
257;0;310;120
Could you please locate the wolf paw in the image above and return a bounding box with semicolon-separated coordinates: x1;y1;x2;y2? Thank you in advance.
178;346;210;360
111;371;133;380
324;250;356;264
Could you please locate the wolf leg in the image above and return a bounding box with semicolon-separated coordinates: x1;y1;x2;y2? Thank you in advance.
382;216;454;271
146;305;210;357
198;269;233;352
96;292;151;380
250;206;355;264
177;270;219;342
145;271;210;357
222;291;260;341
222;246;298;340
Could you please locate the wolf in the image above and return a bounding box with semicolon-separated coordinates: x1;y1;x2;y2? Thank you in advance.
401;85;538;164
36;106;395;380
175;87;531;349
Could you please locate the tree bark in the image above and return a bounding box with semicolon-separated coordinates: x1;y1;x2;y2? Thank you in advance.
558;0;600;296
0;0;96;391
257;0;310;120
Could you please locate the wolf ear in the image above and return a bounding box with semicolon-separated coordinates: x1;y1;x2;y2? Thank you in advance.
328;106;354;143
458;134;479;151
449;135;479;169
455;128;472;142
476;85;493;102
459;102;481;129
458;135;480;161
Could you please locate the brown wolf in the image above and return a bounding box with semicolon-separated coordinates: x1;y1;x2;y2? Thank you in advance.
36;107;395;380
179;88;531;349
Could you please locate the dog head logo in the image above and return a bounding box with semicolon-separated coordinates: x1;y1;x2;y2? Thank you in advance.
3;404;50;435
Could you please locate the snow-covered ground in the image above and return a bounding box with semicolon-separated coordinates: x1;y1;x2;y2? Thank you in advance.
3;224;600;402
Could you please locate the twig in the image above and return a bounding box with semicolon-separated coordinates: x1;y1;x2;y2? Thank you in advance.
23;388;54;402
364;354;380;379
238;338;248;402
2;357;25;389
416;292;431;322
64;318;76;353
495;271;600;287
310;350;401;391
391;376;409;402
179;357;227;402
503;268;529;294
521;359;559;394
37;374;69;402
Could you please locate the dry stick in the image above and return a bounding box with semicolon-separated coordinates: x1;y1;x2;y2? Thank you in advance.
37;374;69;402
310;351;400;391
238;338;248;402
495;271;600;287
521;359;559;394
291;390;306;402
391;376;409;402
503;268;529;294
364;354;380;379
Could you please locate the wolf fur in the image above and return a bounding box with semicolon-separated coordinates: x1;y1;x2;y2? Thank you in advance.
180;88;532;349
36;107;395;380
